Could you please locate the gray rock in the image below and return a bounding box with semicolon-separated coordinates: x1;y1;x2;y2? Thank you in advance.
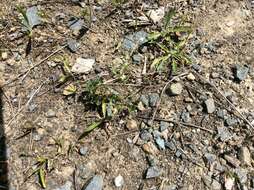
160;121;169;132
217;126;231;142
145;166;161;179
217;109;227;119
46;109;56;118
53;181;72;190
149;93;160;107
168;83;183;96
82;175;103;190
33;132;42;141
140;95;149;107
140;130;152;141
204;98;215;113
192;64;202;72
26;6;41;28
181;111;191;123
114;175;124;187
165;140;176;151
122;31;148;51
225;117;237;126
235;65;249;81
68;18;84;32
79;146;88;156
67;39;80;53
155;136;165;150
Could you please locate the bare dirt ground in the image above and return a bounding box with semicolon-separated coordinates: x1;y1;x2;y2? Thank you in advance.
1;0;254;190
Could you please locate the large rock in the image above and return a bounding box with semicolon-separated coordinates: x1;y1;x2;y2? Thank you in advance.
82;175;103;190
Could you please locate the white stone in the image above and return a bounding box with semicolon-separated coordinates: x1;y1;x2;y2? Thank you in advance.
147;7;165;23
71;58;95;74
114;175;124;187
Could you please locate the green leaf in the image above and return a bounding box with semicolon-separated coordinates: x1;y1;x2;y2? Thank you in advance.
78;120;104;140
102;98;107;118
151;55;170;69
63;84;76;96
148;32;161;41
38;168;46;189
16;5;32;33
172;60;177;74
166;26;192;33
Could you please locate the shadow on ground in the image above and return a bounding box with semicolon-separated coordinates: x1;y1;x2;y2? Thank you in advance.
0;88;8;190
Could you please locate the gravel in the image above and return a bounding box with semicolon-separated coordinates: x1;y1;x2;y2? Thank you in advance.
79;146;89;156
67;39;80;53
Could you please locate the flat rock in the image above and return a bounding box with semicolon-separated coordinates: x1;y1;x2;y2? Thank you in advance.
238;146;252;166
224;155;241;168
155;136;165;150
145;166;161;179
26;6;41;28
122;31;148;51
72;58;95;74
149;93;159;107
204;98;215;113
82;175;103;190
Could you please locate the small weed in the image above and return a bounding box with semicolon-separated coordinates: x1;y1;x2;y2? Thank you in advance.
148;9;192;73
16;5;33;37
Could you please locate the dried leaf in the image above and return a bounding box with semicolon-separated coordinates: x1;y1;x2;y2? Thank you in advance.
102;98;107;118
63;84;76;96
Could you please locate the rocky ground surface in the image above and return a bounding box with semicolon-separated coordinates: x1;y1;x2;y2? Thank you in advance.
1;0;254;190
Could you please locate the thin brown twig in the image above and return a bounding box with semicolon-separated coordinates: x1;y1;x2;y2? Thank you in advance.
138;116;214;134
193;71;254;129
150;72;188;124
6;82;45;127
2;45;67;87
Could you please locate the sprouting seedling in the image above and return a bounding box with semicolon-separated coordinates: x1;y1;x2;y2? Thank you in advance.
16;5;33;37
148;9;192;73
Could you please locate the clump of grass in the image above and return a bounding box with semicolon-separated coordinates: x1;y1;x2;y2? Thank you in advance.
148;9;192;73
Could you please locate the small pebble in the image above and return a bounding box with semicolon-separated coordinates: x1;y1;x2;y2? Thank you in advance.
142;142;159;155
187;73;195;81
1;52;8;60
82;175;103;190
235;65;249;82
168;83;183;96
204;98;215;113
79;146;88;156
46;109;56;118
238;147;252;166
114;175;124;187
67;39;80;53
126;119;138;131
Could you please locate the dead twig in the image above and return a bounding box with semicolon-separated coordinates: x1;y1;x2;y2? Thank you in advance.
193;71;254;129
2;45;66;87
6;82;45;127
138;116;214;134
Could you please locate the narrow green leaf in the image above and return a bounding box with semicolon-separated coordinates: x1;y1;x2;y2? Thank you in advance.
172;60;177;74
151;55;170;69
78;120;103;140
102;98;107;118
38;168;46;189
148;32;161;41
